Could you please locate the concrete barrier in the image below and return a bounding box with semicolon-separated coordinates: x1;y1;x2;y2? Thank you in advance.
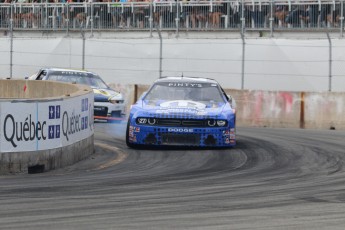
226;89;345;130
304;92;345;130
0;79;81;99
0;79;94;174
227;90;302;129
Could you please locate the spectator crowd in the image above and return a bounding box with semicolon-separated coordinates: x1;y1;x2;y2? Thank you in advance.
0;0;344;30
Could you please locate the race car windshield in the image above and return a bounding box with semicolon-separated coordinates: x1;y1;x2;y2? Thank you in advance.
144;82;225;104
47;73;109;88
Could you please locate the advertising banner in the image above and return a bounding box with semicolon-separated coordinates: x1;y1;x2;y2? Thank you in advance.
0;93;94;152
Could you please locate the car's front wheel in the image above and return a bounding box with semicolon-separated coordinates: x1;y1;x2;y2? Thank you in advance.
126;120;137;148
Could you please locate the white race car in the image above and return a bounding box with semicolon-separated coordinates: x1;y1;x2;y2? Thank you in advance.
28;68;125;122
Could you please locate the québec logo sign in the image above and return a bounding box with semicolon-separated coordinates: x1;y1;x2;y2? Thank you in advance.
3;114;48;148
2;97;93;149
48;105;61;140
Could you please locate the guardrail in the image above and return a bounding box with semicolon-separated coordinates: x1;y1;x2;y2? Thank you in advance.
0;0;344;35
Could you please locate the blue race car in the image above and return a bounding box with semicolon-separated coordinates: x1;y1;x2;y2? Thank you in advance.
126;77;236;148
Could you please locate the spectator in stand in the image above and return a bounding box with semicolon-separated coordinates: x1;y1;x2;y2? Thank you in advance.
320;4;331;27
332;4;345;27
152;0;161;27
209;0;224;29
323;4;344;28
133;0;147;28
229;2;241;28
244;5;252;28
118;0;131;28
157;0;175;28
141;0;150;28
111;0;122;28
234;4;252;29
179;0;190;28
68;0;87;28
273;5;288;28
251;5;266;28
0;0;11;28
12;0;39;28
190;0;207;29
308;4;319;28
99;0;113;28
285;5;307;28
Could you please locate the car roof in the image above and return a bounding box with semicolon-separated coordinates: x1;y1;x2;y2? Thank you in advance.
41;67;95;75
155;77;219;84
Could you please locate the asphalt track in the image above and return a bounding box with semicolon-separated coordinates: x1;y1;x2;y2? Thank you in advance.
1;122;345;230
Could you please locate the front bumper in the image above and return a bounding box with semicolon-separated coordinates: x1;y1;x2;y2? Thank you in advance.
94;102;125;118
128;125;236;147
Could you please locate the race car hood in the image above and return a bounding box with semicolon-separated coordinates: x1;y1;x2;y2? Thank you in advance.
141;100;226;117
93;88;123;102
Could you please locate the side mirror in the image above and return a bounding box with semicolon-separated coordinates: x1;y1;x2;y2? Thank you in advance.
139;91;147;100
227;94;236;109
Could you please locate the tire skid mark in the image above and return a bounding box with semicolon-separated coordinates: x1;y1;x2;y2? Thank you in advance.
93;142;128;170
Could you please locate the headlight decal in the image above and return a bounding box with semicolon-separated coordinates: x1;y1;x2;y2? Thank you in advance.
207;120;216;127
217;120;226;127
137;118;148;124
148;118;156;125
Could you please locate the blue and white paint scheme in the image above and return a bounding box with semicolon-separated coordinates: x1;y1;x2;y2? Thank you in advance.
126;77;236;148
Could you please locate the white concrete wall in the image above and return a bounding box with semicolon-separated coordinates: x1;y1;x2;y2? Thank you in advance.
1;32;345;92
0;80;94;174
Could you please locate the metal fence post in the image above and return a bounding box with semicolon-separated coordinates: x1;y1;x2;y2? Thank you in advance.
149;0;153;37
66;3;70;36
241;0;245;35
157;27;162;78
82;31;86;70
176;0;179;37
226;1;230;30
9;3;14;79
10;30;13;79
341;0;344;37
326;32;332;92
91;3;94;36
270;0;274;37
45;2;48;29
241;32;245;90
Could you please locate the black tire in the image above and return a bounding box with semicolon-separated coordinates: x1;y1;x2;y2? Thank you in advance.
125;119;137;148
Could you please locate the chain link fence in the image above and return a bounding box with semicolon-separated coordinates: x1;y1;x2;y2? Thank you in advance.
2;34;344;92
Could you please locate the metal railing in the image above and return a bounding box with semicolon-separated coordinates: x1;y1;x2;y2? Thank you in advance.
0;0;344;35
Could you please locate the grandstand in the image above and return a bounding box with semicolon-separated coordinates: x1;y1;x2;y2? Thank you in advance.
0;0;344;36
